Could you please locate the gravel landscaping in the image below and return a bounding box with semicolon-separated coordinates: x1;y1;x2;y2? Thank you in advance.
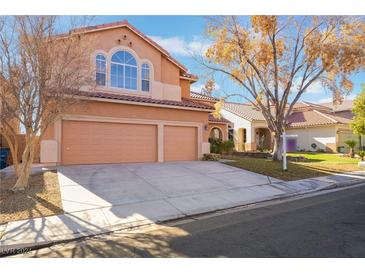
0;171;63;224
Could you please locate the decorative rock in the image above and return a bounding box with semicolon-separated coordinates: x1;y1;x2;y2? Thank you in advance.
358;161;365;168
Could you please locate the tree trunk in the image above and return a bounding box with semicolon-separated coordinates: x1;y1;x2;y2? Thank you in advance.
349;148;355;158
272;133;283;161
9;142;20;176
11;137;35;191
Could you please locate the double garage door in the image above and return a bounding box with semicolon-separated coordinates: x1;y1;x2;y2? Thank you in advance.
61;120;197;165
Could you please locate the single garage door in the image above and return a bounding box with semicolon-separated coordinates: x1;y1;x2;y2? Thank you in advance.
62;120;157;165
164;125;197;161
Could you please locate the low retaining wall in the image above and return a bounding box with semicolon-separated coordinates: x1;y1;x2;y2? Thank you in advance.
232;151;271;158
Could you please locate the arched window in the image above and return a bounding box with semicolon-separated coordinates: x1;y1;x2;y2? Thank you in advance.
110;50;137;90
210;127;223;140
141;63;150;92
95;54;106;86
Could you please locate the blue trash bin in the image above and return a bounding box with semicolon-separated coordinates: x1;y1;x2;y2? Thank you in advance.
0;148;10;169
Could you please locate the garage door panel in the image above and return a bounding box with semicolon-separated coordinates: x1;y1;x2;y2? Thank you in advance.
62;121;157;164
164;126;197;161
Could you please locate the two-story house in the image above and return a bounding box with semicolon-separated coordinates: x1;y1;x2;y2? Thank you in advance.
40;21;228;165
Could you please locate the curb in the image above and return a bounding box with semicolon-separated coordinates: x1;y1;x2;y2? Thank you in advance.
1;178;365;257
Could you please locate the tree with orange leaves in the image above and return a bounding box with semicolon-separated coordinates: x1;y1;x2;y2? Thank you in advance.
204;16;365;160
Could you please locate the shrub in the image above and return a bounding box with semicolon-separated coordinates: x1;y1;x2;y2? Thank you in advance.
209;138;235;155
221;140;235;155
202;153;221;161
345;140;357;158
358;150;365;161
209;138;223;154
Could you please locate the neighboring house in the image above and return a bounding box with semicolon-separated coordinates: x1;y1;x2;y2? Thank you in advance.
286;101;363;153
190;92;230;141
40;21;228;165
220;99;363;153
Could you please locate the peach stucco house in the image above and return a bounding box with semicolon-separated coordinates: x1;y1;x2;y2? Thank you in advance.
40;21;228;165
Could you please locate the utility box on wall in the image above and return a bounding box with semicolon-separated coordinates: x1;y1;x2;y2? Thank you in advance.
40;140;58;164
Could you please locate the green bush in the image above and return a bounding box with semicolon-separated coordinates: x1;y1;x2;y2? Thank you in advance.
209;138;223;154
358;150;365;161
209;138;235;155
222;140;235;154
345;140;357;158
202;153;221;161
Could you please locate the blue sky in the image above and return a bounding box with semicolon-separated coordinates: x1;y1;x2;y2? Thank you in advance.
73;16;364;104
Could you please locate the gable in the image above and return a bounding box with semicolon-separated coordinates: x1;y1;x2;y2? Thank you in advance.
87;26;182;85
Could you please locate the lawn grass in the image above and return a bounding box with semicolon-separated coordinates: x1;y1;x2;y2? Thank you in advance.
223;153;363;181
0;171;63;224
288;152;359;164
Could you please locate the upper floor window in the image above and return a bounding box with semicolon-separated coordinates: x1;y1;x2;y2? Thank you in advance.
141;63;150;92
110;50;137;90
95;54;106;86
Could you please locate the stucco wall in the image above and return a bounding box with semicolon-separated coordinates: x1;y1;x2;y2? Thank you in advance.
286;126;337;151
337;125;362;152
220;109;253;151
208;123;228;141
43;100;211;142
180;79;191;99
83;27;183;101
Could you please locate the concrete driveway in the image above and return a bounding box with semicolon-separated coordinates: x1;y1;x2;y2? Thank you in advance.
4;161;364;250
58;161;280;220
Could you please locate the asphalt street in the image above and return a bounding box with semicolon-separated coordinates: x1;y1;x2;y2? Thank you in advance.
15;184;365;258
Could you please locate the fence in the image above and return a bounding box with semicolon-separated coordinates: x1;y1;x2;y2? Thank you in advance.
0;134;40;165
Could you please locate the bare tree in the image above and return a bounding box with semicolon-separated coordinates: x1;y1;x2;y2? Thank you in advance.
0;16;94;190
203;16;365;160
0;100;21;176
201;78;216;96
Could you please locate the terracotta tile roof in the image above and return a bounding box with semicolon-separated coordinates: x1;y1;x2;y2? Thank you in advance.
293;101;332;112
292;102;310;110
287;110;340;128
191;92;218;102
63;20;188;73
287;100;354;128
76;91;214;111
320;100;354;111
222;99;354;127
208;114;230;124
222;102;265;121
325;110;353;124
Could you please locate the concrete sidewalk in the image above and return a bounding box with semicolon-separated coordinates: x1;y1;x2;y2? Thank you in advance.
1;162;365;254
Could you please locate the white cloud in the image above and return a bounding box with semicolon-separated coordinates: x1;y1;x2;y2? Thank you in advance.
191;83;220;93
292;78;324;94
305;81;324;94
191;84;205;93
148;35;211;57
317;97;332;103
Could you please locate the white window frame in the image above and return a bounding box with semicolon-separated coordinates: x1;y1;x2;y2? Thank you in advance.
93;46;154;96
95;54;107;86
110;50;138;91
141;63;150;92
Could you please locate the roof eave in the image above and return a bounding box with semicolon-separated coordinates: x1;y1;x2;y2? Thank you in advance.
68;21;189;73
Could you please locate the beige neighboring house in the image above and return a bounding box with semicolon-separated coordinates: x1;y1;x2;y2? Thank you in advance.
219;99;363;153
40;20;229;166
286;101;363;153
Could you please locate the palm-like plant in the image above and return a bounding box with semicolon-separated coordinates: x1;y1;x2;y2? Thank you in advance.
344;140;357;158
